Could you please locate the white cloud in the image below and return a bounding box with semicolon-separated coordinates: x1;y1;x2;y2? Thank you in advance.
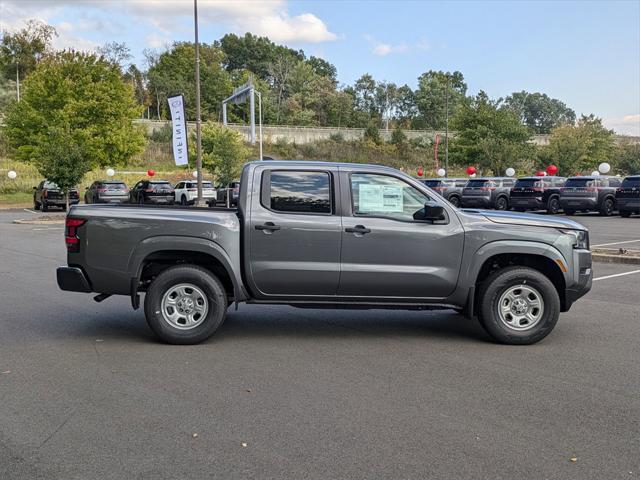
1;1;337;45
145;33;169;49
364;34;415;57
603;114;640;136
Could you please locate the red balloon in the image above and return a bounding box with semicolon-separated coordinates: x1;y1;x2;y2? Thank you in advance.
535;171;545;177
466;166;476;175
417;167;424;177
147;169;155;177
546;164;558;175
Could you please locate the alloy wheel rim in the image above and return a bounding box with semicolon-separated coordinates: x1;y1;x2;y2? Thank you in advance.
161;283;208;330
497;284;544;331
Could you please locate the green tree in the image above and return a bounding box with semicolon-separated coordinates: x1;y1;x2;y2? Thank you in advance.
414;70;466;130
451;91;533;175
147;42;232;120
615;140;640;175
97;41;132;71
3;50;145;196
197;123;250;184
0;20;57;82
306;56;337;84
504;91;576;134
539;115;616;175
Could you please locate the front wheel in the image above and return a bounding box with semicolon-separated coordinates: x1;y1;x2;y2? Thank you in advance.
599;198;614;216
477;266;560;345
495;196;508;210
144;265;228;344
448;195;460;208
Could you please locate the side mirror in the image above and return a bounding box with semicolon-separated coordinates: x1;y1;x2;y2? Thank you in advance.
413;201;446;221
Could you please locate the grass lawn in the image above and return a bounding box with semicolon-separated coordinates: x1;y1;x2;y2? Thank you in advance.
0;192;33;209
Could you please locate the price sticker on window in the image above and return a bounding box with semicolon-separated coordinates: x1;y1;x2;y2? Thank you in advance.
359;184;403;212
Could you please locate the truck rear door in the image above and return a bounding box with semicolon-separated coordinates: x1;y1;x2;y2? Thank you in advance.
247;166;342;297
337;169;464;299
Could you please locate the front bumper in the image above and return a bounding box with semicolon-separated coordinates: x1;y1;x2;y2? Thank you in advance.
563;249;592;311
57;266;92;292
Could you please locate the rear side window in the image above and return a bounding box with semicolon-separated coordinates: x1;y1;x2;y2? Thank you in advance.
466;180;490;187
622;177;640;187
608;178;621;187
455;180;468;187
267;171;332;214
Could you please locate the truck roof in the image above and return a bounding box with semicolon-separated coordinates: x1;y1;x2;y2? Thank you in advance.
245;160;400;172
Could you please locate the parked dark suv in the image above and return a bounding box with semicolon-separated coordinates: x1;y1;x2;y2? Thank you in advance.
129;180;175;205
616;175;640;217
33;180;79;212
84;181;129;204
215;181;241;206
559;176;621;216
422;178;468;207
461;177;514;210
510;176;566;214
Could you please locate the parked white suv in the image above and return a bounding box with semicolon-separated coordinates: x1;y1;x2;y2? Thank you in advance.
174;180;216;205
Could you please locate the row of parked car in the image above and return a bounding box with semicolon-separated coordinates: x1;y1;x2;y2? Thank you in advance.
32;179;241;211
422;174;640;217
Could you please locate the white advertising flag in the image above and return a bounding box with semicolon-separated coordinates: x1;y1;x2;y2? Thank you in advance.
167;94;188;166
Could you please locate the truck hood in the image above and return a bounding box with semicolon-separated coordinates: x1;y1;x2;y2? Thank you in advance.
461;209;587;230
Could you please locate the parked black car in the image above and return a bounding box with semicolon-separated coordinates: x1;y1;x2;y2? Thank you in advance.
84;180;129;204
559;176;621;216
129;180;175;205
616;175;640;217
33;180;79;212
510;176;566;214
422;178;468;207
460;177;515;210
215;181;241;206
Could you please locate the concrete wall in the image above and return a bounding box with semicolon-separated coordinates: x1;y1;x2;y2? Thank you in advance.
134;120;638;146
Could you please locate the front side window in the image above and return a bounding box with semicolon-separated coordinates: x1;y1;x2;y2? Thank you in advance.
268;171;332;214
351;173;431;221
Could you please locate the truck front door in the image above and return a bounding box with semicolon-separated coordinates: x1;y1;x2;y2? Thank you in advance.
248;168;342;297
338;170;464;299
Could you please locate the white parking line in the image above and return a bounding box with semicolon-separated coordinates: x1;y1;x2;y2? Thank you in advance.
32;227;63;231
592;239;640;248
593;269;640;282
23;208;37;214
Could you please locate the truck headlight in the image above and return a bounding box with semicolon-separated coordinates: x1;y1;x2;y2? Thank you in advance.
559;229;589;250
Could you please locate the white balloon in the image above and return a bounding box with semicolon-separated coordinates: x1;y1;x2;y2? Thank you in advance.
598;162;611;174
437;168;446;177
591;171;600;176
192;170;198;178
7;170;17;179
470;173;476;178
542;171;548;176
106;168;115;177
505;167;515;177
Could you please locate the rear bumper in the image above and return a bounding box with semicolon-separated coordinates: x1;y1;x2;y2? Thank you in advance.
44;198;79;205
563;249;592;311
147;196;174;204
510;197;544;209
560;197;597;210
57;267;92;293
616;198;640;211
96;196;129;204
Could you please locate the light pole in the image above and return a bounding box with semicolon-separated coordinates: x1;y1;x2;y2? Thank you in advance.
444;73;450;173
193;0;204;206
255;90;263;160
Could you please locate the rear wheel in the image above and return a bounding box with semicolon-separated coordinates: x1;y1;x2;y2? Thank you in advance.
547;196;560;214
599;198;614;216
495;196;508;211
181;195;187;206
477;266;560;345
620;209;632;218
448;195;461;208
144;265;228;345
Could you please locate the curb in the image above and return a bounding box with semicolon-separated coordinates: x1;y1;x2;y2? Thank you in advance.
13;218;65;225
592;249;640;265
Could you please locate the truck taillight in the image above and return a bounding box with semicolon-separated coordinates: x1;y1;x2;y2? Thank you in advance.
65;218;86;253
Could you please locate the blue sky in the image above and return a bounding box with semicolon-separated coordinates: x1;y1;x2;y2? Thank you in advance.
2;0;639;134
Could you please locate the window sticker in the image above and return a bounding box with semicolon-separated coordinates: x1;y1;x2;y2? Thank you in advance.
358;184;404;212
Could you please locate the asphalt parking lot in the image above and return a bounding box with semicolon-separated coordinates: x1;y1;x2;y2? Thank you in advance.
1;208;639;479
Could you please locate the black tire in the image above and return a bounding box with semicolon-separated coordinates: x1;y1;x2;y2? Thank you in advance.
181;195;187;206
546;196;560;215
448;195;461;208
477;266;560;345
564;209;575;216
41;202;48;212
34;199;40;210
144;264;227;345
514;208;526;212
138;195;144;205
599;198;614;216
495;196;509;211
620;209;632;218
61;205;67;212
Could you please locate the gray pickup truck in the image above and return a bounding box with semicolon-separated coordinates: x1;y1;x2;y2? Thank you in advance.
57;161;592;345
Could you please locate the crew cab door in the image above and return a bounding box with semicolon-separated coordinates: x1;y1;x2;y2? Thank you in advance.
247;166;342;297
338;170;464;299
